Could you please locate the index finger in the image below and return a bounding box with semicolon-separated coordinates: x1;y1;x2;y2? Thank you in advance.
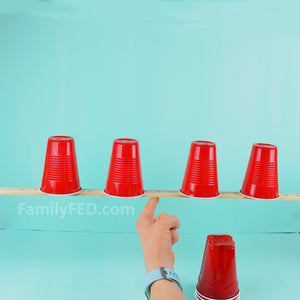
138;197;159;221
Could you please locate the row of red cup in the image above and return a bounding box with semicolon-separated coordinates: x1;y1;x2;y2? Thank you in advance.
40;136;279;199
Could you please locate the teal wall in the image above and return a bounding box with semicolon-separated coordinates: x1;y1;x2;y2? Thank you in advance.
1;0;300;234
1;2;300;300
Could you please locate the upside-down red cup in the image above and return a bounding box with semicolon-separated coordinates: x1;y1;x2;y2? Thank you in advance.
104;138;144;198
240;143;279;200
180;141;220;198
195;235;240;300
40;136;81;195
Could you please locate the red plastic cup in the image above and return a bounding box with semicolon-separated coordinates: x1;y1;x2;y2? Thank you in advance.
240;143;279;200
180;141;220;198
40;136;81;196
195;235;240;300
104;138;144;198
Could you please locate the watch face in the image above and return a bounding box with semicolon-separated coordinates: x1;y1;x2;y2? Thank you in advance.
160;267;168;278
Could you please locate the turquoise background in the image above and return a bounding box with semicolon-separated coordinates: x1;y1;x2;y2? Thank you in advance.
0;0;300;299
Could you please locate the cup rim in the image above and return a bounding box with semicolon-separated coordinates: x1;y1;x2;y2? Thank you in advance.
239;191;280;200
39;188;82;196
103;190;145;198
195;287;240;300
179;190;221;199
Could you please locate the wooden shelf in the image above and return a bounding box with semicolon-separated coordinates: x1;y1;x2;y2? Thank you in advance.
0;188;299;200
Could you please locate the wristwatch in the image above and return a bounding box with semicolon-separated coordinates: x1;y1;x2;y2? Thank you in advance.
144;267;183;299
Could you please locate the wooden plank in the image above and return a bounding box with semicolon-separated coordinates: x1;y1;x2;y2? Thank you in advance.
0;187;300;200
0;187;41;196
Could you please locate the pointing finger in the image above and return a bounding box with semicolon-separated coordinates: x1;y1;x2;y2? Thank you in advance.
138;197;159;221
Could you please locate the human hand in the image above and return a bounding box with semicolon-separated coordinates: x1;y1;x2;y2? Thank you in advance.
136;197;181;273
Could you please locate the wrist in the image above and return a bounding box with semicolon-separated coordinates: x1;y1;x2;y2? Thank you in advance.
150;278;179;291
144;253;174;273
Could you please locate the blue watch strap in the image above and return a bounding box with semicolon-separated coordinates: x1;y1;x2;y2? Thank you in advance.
144;267;183;299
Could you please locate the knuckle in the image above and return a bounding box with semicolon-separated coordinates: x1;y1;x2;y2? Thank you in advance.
158;215;169;225
171;215;179;223
159;212;168;219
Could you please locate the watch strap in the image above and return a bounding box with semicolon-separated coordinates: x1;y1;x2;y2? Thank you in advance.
144;267;183;299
